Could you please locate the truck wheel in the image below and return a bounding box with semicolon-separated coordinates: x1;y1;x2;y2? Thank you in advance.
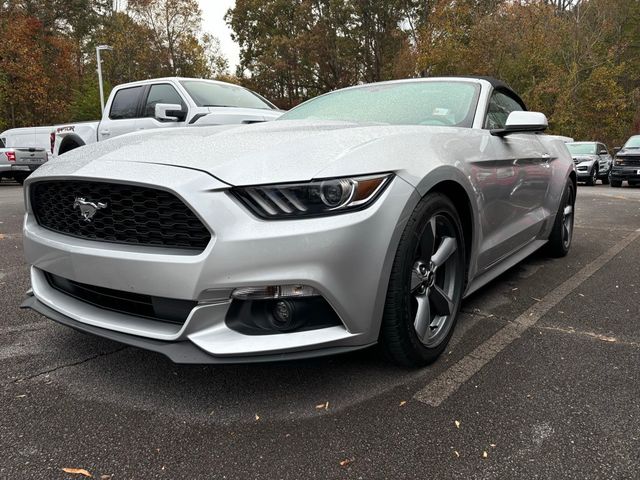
610;179;622;188
602;171;610;185
586;167;597;186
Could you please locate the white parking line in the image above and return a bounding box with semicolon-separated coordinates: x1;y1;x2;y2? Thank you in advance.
414;228;640;407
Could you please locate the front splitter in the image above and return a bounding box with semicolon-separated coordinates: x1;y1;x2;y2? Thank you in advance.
20;295;375;364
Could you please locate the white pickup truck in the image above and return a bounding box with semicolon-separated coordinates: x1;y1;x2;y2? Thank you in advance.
53;77;282;156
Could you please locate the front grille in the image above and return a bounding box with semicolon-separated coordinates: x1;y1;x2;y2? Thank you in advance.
30;181;211;251
616;157;640;166
46;272;196;325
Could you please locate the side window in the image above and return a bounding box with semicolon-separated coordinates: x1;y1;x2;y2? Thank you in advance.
0;137;5;148
109;86;144;120
143;84;185;118
485;91;524;130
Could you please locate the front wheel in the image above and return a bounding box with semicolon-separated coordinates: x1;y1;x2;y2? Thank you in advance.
381;193;466;367
586;167;597;186
610;179;622;188
602;171;610;185
546;178;575;258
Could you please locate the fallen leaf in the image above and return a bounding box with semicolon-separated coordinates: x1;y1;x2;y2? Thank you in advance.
255;414;260;421
61;468;92;477
578;293;585;297
0;234;5;240
454;420;460;429
339;459;352;467
315;401;329;410
490;444;496;448
399;400;407;407
100;476;112;480
482;451;488;459
15;394;26;398
453;451;460;457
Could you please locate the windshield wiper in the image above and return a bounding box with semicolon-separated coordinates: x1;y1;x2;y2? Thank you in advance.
202;104;233;108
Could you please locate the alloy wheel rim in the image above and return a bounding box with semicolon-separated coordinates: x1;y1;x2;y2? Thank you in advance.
410;214;461;347
562;190;574;248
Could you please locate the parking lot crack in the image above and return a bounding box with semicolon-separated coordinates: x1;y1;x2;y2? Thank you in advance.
4;346;128;387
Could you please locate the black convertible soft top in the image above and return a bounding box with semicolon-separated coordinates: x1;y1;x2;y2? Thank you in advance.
455;75;527;110
434;75;527;110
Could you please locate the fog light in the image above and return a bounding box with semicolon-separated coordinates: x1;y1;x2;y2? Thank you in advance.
273;300;294;327
232;284;319;300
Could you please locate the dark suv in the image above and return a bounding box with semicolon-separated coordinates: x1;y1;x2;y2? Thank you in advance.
610;135;640;187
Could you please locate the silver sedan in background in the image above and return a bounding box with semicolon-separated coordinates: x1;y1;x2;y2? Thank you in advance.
22;77;575;367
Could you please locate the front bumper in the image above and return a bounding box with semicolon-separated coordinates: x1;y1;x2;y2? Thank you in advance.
20;294;372;363
610;165;640;181
23;161;417;361
0;164;35;174
574;161;595;179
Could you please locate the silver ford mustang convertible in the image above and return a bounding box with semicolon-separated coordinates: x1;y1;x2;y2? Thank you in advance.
22;77;576;366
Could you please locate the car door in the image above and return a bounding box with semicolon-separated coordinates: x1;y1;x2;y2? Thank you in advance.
476;90;552;271
98;86;145;141
135;83;189;133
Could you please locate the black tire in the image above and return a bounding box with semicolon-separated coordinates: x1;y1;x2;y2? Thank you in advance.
610;179;622;187
546;178;575;258
629;181;639;187
602;172;610;185
586;166;597;186
381;193;466;367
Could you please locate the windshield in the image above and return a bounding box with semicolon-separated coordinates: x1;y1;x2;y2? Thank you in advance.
279;81;480;127
180;81;275;110
624;135;640;149
566;143;597;155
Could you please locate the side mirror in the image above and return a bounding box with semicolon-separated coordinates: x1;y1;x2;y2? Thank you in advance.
599;149;608;155
491;111;548;137
155;103;185;122
613;147;621;155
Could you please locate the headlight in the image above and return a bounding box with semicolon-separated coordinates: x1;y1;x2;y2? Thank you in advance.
232;173;393;219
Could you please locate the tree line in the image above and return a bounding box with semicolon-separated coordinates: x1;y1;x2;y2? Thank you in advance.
1;0;639;148
228;0;640;147
0;0;228;130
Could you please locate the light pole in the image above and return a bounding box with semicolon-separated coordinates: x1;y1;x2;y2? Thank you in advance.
96;45;113;114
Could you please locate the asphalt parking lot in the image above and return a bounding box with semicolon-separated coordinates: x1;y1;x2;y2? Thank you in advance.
1;179;639;479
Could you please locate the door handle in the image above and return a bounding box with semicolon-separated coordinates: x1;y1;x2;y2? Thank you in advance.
100;130;111;136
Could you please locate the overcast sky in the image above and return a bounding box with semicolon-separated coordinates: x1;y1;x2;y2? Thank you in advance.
199;0;239;71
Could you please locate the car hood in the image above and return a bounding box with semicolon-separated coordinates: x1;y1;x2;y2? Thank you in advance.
41;120;466;186
617;148;640;157
572;155;596;163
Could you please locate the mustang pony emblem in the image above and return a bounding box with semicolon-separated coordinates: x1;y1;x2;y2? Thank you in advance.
73;197;108;222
